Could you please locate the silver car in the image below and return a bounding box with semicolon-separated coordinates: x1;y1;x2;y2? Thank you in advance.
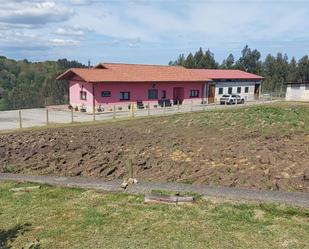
220;94;245;105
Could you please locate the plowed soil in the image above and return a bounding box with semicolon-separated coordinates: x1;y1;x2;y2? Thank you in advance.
1;103;309;192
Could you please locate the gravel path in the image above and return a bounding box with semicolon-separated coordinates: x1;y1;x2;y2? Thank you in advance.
1;173;308;208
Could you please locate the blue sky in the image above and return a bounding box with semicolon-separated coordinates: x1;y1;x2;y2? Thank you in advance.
1;0;309;65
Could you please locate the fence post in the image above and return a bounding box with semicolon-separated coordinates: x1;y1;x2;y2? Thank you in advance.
225;99;227;107
131;103;135;118
92;106;96;121
71;108;74;123
46;108;49;125
147;102;150;116
127;159;133;179
18;110;22;129
177;100;180;112
113;105;116;119
163;101;166;115
190;100;193;112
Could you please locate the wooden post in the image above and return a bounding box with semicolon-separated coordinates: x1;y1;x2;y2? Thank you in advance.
225;99;227;107
113;105;116;119
163;101;166;115
177;100;180;112
93;106;96;121
71;108;74;123
127;159;133;179
190;100;193;112
46;108;49;125
235;96;238;106
18;110;22;129
147;102;150;116
131;104;135;118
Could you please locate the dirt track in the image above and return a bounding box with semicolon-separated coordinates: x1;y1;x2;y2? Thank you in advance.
1;106;309;192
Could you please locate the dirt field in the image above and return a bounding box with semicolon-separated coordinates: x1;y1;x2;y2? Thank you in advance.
1;102;309;192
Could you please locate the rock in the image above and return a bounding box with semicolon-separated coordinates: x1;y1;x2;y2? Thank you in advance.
128;178;138;184
121;181;128;189
281;172;290;179
303;170;309;181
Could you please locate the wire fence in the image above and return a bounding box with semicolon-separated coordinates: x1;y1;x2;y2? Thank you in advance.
0;98;283;131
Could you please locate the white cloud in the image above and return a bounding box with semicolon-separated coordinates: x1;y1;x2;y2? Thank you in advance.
55;26;85;36
0;1;73;27
49;38;80;46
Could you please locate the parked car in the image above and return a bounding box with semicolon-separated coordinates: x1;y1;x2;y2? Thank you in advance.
220;94;245;105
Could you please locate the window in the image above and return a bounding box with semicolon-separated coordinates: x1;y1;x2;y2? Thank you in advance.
218;88;223;94
190;90;199;98
161;90;166;99
237;87;241;94
80;91;87;100
245;87;249;93
120;92;130;100
101;91;111;97
148;89;158;99
228;87;233;94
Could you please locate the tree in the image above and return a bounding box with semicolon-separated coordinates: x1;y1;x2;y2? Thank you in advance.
0;56;85;110
296;56;309;82
221;54;235;69
235;45;262;74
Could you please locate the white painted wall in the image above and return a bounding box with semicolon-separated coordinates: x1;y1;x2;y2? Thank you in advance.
286;84;309;101
215;81;261;102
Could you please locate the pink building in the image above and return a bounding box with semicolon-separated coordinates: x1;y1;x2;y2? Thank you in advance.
57;63;263;112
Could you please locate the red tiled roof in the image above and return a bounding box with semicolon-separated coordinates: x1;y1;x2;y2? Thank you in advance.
56;63;264;82
189;69;264;80
57;63;212;82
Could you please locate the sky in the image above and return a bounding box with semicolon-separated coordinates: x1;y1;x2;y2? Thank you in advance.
1;0;309;65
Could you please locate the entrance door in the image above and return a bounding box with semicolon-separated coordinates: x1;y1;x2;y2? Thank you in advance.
208;84;216;103
254;84;260;99
173;87;184;104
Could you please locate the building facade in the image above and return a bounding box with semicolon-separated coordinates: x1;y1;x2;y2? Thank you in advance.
57;63;263;112
286;82;309;102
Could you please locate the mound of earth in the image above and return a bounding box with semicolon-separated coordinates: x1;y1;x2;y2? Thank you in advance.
1;113;309;192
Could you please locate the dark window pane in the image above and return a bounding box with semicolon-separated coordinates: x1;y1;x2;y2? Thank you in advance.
228;87;233;94
80;91;87;100
245;87;249;93
218;88;223;94
120;92;130;100
101;91;111;97
148;89;158;99
237;87;241;93
190;90;199;98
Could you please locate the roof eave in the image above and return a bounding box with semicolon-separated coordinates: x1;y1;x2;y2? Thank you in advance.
56;69;88;82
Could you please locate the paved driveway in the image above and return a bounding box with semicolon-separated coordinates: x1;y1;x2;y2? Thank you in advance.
0;101;276;131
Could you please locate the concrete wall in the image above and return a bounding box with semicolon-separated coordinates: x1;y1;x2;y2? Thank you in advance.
214;81;261;102
286;83;309;101
70;80;205;112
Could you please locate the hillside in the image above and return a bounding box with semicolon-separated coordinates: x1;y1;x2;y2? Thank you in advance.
0;56;85;111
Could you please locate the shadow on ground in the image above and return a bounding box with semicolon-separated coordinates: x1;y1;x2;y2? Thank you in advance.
0;223;31;249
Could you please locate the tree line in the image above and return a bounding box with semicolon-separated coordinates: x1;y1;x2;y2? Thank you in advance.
169;45;309;94
0;57;85;111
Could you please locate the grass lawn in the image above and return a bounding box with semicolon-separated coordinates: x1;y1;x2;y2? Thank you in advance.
0;182;308;249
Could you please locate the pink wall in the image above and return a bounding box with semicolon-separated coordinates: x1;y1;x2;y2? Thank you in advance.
69;80;94;107
93;82;204;104
69;80;205;110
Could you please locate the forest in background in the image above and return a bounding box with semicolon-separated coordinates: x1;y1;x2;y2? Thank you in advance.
1;45;309;111
169;45;309;94
0;56;84;111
